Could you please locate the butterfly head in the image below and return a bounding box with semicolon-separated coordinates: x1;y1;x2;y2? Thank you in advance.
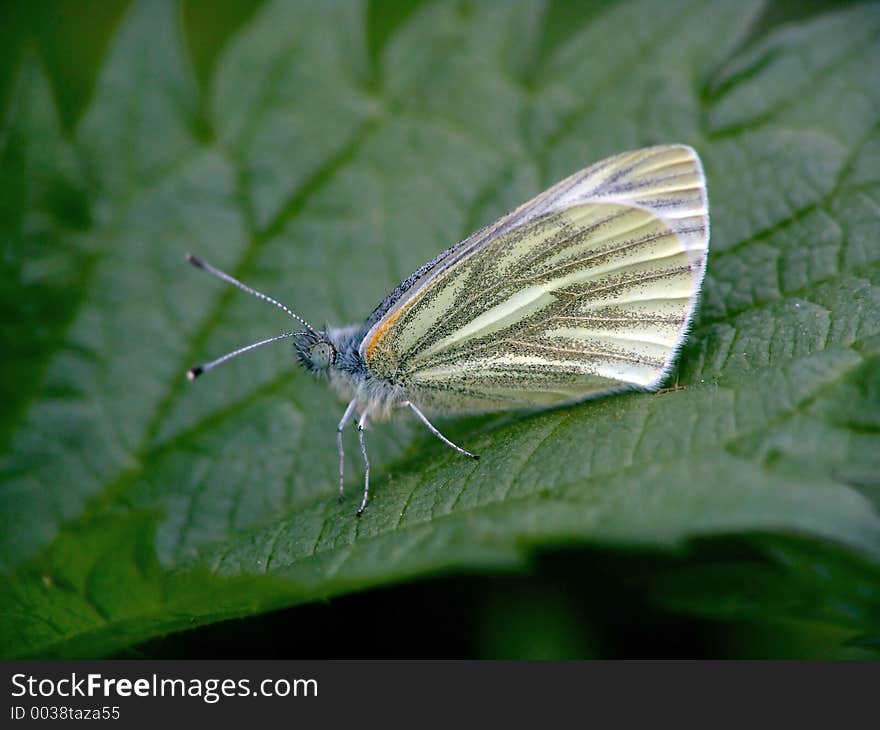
293;329;337;374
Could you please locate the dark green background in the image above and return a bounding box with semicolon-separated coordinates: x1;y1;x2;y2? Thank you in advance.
2;0;879;658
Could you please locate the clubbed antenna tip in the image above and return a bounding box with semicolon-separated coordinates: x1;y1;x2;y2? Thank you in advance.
187;366;203;381
186;252;205;269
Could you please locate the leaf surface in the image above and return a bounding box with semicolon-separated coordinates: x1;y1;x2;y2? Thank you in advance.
2;0;879;657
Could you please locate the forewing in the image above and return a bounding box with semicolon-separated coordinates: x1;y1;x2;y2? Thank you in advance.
361;145;709;412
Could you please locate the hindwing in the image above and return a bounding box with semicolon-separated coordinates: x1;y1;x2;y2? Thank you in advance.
360;145;709;412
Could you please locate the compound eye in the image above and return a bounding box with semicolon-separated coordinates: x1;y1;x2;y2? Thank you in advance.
310;342;335;369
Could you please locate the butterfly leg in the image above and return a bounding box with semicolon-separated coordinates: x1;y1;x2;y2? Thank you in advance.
356;411;371;516
404;401;479;460
337;398;358;502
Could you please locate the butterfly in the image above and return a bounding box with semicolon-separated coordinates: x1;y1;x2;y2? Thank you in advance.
187;145;709;514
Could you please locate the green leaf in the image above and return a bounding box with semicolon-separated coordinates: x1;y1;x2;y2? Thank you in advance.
2;0;880;658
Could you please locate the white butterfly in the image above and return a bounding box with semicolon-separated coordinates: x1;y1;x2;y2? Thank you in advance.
188;145;709;514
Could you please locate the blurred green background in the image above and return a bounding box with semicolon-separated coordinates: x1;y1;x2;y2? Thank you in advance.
2;0;879;659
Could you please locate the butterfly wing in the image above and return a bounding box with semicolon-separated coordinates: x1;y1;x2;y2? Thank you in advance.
360;145;709;413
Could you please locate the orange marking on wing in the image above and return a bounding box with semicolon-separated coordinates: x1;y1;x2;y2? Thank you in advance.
365;306;407;361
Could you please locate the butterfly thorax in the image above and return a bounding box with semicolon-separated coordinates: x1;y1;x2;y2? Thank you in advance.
294;324;405;421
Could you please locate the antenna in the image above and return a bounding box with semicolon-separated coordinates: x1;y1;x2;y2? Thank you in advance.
186;253;317;336
185;253;318;381
187;331;299;380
